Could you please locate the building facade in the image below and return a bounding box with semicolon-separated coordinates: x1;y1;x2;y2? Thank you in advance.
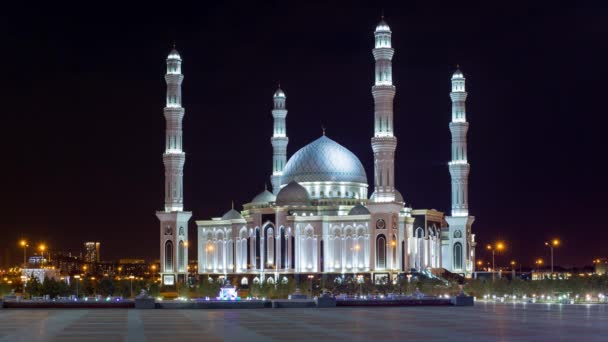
84;242;100;263
158;19;477;285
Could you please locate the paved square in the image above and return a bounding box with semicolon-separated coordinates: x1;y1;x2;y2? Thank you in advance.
0;303;606;341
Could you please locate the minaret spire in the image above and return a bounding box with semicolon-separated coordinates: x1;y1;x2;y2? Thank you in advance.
449;67;470;216
157;47;191;286
371;18;398;202
444;66;475;277
162;47;186;211
271;85;288;195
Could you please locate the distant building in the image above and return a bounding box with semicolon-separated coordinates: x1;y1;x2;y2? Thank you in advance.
594;258;607;275
117;259;148;277
22;268;59;284
28;255;47;265
84;242;100;263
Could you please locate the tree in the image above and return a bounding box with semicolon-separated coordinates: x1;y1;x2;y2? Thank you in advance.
98;277;115;296
25;275;42;298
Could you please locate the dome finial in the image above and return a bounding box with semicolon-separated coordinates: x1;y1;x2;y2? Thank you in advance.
231;200;234;210
322;125;326;136
172;41;176;49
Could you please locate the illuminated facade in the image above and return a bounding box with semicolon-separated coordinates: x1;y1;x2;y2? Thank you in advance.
84;242;100;263
157;20;477;285
443;68;476;276
370;19;398;204
157;47;191;286
270;87;289;195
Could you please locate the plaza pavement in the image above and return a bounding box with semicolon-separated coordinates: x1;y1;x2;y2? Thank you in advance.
0;302;606;341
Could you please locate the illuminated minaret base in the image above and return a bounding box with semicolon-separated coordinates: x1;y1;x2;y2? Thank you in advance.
156;47;191;286
444;67;475;277
270;87;288;194
371;19;398;203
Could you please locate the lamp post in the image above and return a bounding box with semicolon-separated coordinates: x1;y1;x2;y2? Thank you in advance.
535;258;544;272
74;275;81;299
544;239;560;275
307;274;314;297
39;244;46;266
129;275;135;298
19;240;28;268
486;242;505;280
151;264;157;280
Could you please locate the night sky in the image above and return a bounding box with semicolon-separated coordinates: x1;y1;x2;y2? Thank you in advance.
2;1;606;267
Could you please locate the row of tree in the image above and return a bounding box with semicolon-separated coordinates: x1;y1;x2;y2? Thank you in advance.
465;275;608;297
3;274;607;300
19;276;160;299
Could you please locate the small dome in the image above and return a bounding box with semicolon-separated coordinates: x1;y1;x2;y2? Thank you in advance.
168;49;181;60
274;87;286;98
252;189;276;204
222;208;243;220
369;189;405;203
452;68;464;79
375;19;391;32
276;181;310;206
281;136;367;185
394;189;404;203
349;203;370;215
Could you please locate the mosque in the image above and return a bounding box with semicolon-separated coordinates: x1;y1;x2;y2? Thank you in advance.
156;19;476;286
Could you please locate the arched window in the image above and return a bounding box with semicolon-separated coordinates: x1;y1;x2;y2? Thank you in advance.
241;277;248;286
264;224;275;268
178;240;185;272
291;235;295;269
454;242;463;270
255;227;261;269
165;241;173;272
333;233;341;270
280;227;286;269
266;227;274;267
392;234;397;268
415;227;424;238
376;235;386;269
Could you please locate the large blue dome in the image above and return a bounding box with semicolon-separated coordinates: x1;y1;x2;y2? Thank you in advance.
281;136;367;185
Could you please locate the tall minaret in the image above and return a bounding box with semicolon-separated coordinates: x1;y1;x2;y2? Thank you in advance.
444;67;475;276
156;47;192;286
270;86;288;195
371;18;397;203
448;67;470;216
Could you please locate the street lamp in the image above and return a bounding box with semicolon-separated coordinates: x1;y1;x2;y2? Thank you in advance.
544;239;560;274
535;258;544;272
19;240;28;268
74;275;81;299
129;275;135;298
307;275;314;297
476;260;483;271
486;242;505;280
39;244;46;266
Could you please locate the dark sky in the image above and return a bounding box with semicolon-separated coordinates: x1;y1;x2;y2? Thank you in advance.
1;1;607;267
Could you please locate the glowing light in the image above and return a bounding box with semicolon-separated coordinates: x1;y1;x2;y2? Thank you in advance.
449;160;468;165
